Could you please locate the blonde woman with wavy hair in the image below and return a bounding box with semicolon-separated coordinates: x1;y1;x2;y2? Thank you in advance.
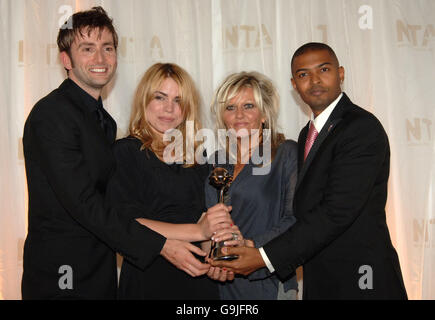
205;71;299;300
129;63;202;165
105;63;233;299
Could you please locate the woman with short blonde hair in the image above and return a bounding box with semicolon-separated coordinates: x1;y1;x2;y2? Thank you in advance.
205;71;298;300
211;71;285;161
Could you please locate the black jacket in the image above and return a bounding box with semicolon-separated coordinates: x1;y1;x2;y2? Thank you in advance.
264;93;407;300
22;79;165;299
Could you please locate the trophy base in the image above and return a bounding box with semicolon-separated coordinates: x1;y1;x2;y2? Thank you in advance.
213;254;239;261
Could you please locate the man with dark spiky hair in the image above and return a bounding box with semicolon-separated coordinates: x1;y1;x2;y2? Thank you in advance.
22;7;212;300
211;43;408;300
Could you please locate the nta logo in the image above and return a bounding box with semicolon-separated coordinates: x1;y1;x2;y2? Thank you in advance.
397;20;434;48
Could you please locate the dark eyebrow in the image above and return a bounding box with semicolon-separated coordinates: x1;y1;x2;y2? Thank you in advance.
77;42;114;48
317;62;332;68
295;62;332;74
155;91;168;97
154;91;181;99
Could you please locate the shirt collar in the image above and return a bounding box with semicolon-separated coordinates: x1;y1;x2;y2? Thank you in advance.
66;78;103;112
311;93;343;132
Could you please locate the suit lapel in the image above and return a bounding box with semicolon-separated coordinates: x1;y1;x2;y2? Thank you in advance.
296;93;351;191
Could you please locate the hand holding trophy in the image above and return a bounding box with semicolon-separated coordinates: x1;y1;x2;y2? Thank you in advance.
208;167;239;261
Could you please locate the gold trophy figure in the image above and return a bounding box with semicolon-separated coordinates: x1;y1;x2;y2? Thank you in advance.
208;167;238;261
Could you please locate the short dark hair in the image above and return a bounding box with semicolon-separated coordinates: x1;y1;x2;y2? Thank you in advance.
291;42;339;73
57;6;118;54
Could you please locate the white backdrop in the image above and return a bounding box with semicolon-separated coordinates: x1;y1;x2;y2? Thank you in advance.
0;0;434;300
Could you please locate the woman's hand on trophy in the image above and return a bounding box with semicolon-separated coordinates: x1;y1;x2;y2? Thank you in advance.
206;265;235;282
197;203;233;240
211;225;253;248
160;239;211;277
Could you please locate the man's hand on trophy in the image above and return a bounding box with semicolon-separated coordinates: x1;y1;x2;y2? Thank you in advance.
209;246;266;277
197;203;233;240
205;225;253;282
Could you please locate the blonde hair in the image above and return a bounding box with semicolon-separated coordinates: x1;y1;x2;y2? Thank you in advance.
211;71;285;160
129;63;202;166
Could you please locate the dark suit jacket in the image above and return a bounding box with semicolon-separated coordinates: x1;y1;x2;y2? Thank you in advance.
264;93;407;299
22;79;165;299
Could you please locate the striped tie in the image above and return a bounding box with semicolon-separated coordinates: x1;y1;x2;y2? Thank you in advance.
304;121;319;161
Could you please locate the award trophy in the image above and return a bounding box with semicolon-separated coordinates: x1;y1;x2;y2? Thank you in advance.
208;167;238;261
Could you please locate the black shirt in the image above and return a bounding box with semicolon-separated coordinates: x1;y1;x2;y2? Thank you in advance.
66;78;116;142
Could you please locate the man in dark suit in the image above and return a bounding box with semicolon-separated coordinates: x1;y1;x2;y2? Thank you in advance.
211;43;407;299
22;7;211;299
